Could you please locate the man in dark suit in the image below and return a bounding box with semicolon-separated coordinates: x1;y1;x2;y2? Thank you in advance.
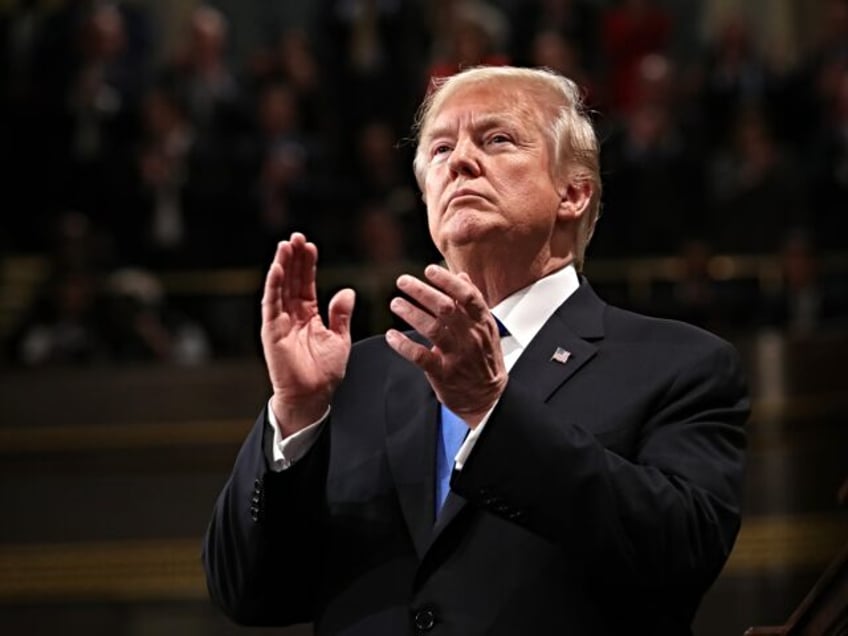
203;66;749;635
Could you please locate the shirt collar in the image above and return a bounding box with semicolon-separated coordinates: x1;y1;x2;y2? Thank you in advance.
491;264;580;349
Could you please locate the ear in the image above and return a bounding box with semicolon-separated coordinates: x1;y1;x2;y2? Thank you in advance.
556;179;592;223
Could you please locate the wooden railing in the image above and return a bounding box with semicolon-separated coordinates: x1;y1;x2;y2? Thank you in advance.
3;251;848;343
745;479;848;636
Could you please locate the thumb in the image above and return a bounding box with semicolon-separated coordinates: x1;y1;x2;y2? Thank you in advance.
328;288;356;336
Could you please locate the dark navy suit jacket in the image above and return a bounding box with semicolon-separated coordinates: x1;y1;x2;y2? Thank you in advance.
203;279;749;635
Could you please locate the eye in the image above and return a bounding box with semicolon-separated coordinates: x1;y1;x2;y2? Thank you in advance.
431;143;452;157
488;133;512;145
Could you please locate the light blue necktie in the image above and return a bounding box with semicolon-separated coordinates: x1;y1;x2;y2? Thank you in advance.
435;318;509;517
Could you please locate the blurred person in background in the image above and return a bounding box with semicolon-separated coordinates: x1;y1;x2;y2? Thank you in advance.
528;29;597;107
598;54;706;257
247;29;330;139
243;78;345;267
509;0;601;76
63;3;144;239
1;0;149;251
129;80;239;268
244;81;312;261
700;13;778;153
160;5;242;137
759;232;848;336
808;61;848;250
9;210;109;365
14;270;106;366
318;0;427;151
601;0;671;115
348;119;432;262
101;268;209;364
707;107;809;254
426;0;509;83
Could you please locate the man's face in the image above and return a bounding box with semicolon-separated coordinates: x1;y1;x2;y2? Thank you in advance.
420;81;563;263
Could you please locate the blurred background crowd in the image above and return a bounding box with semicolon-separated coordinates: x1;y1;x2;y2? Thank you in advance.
1;0;847;365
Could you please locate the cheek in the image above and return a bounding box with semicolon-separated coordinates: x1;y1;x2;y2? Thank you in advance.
499;165;552;201
424;195;441;241
424;173;445;216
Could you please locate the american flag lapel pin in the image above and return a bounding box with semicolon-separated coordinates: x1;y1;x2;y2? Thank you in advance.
550;347;571;364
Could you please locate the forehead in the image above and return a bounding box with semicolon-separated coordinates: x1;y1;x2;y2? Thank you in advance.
422;79;548;139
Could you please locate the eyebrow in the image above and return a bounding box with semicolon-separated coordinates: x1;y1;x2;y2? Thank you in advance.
423;113;524;144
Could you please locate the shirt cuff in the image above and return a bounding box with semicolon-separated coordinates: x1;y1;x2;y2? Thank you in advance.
453;398;499;470
266;399;330;471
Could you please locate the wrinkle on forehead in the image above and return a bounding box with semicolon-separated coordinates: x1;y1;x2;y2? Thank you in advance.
418;80;560;180
421;81;550;142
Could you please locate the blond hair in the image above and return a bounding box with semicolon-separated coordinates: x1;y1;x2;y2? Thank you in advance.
413;66;601;270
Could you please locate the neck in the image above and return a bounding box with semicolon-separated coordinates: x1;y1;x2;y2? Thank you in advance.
446;247;573;307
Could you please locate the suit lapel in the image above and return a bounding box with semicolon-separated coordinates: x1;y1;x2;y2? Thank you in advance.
509;278;604;398
384;351;438;559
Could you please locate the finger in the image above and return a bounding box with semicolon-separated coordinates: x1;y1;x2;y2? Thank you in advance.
396;273;456;322
262;240;288;316
261;263;282;324
286;233;305;303
389;295;440;340
275;240;293;304
328;288;356;337
385;329;439;374
299;241;319;301
425;264;488;320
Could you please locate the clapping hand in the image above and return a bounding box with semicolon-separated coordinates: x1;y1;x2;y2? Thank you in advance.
386;264;507;427
261;233;355;436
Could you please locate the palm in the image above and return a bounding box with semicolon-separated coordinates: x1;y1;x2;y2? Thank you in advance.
260;235;355;429
263;297;350;401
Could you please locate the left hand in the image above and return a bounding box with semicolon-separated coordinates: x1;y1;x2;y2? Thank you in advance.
386;264;507;427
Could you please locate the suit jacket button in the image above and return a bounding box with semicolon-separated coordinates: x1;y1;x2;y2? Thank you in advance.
413;608;436;632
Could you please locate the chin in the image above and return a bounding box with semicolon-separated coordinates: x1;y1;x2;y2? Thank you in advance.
437;211;505;246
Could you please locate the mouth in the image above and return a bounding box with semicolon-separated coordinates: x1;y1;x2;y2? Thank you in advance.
447;188;488;204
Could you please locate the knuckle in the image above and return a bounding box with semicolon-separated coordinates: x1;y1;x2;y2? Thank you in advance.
459;290;477;306
436;300;455;317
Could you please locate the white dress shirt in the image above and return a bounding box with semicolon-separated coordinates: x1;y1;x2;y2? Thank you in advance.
267;264;580;472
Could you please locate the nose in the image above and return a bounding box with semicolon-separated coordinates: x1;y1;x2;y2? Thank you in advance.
447;137;481;178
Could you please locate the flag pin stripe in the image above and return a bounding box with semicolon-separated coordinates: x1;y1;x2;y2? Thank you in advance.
550;347;571;364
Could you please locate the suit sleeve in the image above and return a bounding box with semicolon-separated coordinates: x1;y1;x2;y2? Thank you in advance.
451;336;748;595
202;406;329;626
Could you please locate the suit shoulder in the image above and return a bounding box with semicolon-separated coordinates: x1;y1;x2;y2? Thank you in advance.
603;304;738;357
601;305;749;405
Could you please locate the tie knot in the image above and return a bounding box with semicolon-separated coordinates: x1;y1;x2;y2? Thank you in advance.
494;316;509;338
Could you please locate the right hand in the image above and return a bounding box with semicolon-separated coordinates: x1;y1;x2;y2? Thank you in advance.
261;233;355;436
